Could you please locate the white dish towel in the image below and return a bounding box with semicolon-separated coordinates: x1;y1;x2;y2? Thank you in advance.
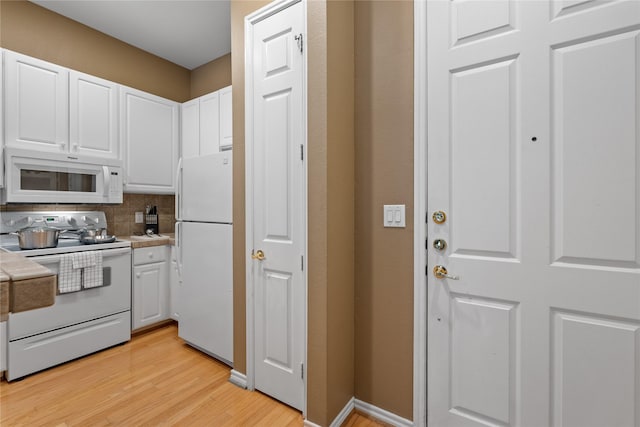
72;251;103;289
58;254;82;293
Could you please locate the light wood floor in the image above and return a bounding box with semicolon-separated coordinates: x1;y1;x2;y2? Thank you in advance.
0;323;385;426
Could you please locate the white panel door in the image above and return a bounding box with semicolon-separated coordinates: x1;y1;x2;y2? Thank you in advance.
69;71;119;160
219;85;233;150
426;1;640;426
250;0;305;411
181;98;200;159
4;50;68;152
120;86;179;194
200;91;220;156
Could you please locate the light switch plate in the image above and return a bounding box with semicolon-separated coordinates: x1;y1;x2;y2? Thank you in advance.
135;212;143;224
383;204;406;228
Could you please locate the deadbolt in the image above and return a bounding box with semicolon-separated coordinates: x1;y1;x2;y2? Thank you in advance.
433;239;447;251
432;211;447;224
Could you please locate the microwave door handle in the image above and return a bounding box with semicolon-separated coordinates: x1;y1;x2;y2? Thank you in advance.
102;166;111;197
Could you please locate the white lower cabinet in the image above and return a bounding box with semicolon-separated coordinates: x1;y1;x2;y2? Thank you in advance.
169;246;180;321
132;246;169;330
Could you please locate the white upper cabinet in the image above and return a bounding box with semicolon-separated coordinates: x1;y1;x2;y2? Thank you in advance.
120;86;179;194
218;85;233;150
179;85;232;158
4;50;69;153
5;51;120;161
180;98;200;159
69;70;119;159
199;90;220;155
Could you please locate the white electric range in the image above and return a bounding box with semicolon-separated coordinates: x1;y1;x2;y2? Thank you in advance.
0;211;132;381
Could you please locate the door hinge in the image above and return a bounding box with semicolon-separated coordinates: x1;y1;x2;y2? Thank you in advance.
300;144;304;161
295;34;303;54
301;362;304;379
301;255;304;271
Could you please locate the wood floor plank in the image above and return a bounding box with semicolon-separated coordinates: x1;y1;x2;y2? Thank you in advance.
0;324;383;426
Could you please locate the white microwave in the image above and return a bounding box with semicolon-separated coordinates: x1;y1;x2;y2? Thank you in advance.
2;147;123;204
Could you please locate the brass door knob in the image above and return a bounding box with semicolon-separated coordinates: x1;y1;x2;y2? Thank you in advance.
251;250;266;261
433;265;459;280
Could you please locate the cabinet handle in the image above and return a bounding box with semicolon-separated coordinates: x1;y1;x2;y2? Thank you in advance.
148;253;154;258
136;273;141;278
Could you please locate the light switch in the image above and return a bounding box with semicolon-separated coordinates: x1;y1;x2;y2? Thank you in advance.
383;205;406;228
135;212;143;224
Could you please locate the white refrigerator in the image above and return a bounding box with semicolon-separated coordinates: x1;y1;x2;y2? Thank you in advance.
175;151;233;365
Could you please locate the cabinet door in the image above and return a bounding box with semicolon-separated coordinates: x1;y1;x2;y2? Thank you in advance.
199;91;220;155
181;98;200;159
120;86;179;194
219;86;233;150
132;262;168;330
4;51;69;152
69;71;119;159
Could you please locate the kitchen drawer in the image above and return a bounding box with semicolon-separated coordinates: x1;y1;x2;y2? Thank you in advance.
133;246;168;266
7;311;130;381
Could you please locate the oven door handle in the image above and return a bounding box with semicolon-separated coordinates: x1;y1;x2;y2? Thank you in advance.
30;247;131;264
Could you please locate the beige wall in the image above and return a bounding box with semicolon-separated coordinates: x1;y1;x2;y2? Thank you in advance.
190;53;232;99
325;0;355;423
306;1;330;422
354;0;414;420
0;0;191;102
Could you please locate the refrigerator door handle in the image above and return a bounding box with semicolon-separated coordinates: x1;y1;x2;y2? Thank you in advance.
175;158;183;221
175;221;183;281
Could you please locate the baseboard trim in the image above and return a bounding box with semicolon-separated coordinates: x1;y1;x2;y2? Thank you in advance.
354;399;413;427
329;397;355;427
228;369;247;389
305;397;412;427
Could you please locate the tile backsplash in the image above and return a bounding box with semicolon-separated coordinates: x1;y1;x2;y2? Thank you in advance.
0;194;175;237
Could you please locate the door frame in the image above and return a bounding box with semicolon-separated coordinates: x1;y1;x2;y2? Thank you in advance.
244;0;308;416
413;1;428;426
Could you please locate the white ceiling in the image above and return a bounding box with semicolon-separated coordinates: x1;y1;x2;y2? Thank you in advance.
30;0;231;70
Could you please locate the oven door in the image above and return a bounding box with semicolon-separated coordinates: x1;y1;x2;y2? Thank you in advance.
7;247;131;340
2;147;123;204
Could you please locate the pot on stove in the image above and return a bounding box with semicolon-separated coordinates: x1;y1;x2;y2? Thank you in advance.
78;227;116;244
12;224;61;249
